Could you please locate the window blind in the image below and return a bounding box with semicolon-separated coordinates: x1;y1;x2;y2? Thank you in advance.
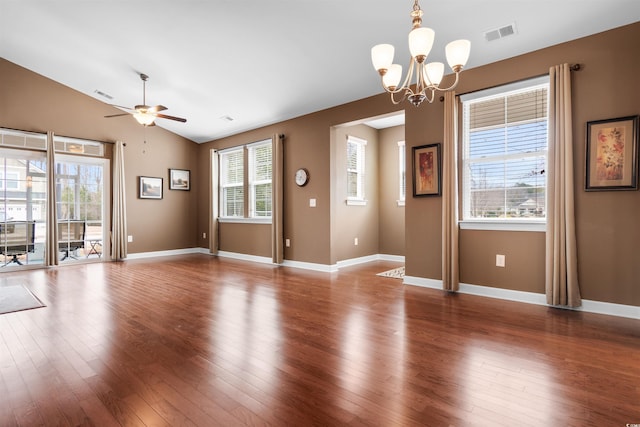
462;78;549;221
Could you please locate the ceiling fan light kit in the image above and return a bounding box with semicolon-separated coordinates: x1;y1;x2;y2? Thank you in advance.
104;73;186;126
371;0;470;107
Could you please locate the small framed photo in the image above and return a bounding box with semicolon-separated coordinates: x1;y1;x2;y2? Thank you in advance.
412;143;442;197
139;176;163;199
585;115;639;191
169;168;190;191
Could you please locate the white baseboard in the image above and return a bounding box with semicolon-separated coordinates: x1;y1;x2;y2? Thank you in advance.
281;259;337;272
126;247;206;260
336;254;380;269
403;276;640;320
214;250;274;265
214;251;405;273
378;254;406;263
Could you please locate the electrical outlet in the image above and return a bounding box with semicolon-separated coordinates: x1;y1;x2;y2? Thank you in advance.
496;254;505;267
354;237;358;246
203;232;206;239
285;238;291;247
127;235;133;243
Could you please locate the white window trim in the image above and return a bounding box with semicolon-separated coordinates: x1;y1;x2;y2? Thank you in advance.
346;135;367;204
459;219;546;232
397;140;406;207
219;147;244;219
218;217;271;224
247;139;272;219
460;76;549;231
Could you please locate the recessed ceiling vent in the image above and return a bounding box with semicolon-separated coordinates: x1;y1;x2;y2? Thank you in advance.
94;89;113;100
484;23;517;42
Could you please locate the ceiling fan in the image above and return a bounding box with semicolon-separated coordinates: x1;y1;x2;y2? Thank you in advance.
104;73;186;126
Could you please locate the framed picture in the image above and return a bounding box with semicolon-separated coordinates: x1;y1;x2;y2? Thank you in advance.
139;176;163;199
412;143;442;197
169;168;190;191
585;115;639;191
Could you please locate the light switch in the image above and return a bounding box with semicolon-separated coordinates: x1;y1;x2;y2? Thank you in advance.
309;198;316;207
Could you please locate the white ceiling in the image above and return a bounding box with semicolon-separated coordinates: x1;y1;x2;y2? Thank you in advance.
1;1;639;143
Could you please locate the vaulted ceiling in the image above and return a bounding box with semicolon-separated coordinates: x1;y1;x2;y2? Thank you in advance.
1;1;639;143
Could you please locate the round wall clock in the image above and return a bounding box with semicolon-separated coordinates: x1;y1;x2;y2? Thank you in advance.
295;168;309;187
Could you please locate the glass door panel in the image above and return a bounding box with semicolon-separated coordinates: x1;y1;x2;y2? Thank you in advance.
56;155;108;262
0;148;47;267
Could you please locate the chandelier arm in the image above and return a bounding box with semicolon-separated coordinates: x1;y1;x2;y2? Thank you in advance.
390;90;408;105
381;57;418;95
416;63;428;97
381;76;407;95
401;57;417;95
423;88;436;104
431;71;461;93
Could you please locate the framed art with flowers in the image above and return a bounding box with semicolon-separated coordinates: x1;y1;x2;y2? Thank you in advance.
585;115;638;191
412;143;441;196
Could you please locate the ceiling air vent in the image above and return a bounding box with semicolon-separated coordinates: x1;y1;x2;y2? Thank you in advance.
484;23;517;42
94;89;113;100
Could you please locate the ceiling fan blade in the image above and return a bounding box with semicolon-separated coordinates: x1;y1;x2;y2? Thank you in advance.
148;105;168;113
108;104;135;111
155;113;187;123
104;113;133;118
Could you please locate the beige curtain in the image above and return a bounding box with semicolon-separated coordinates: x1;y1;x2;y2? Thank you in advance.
272;134;284;264
546;64;581;307
45;131;59;266
111;140;127;260
442;92;460;291
209;149;219;255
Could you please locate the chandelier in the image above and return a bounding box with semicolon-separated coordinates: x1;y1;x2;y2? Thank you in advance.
371;0;471;107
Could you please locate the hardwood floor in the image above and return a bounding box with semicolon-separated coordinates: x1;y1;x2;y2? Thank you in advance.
0;255;638;426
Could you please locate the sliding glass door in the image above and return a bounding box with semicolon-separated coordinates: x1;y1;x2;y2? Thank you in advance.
0;148;47;267
0;131;110;269
56;154;109;263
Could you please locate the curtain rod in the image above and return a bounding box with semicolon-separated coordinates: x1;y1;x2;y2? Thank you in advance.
441;63;582;101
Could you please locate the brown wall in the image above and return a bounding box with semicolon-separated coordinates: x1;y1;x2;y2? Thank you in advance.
331;124;379;263
2;21;638;308
219;223;271;257
200;22;640;307
0;59;200;254
379;125;405;256
197;98;400;265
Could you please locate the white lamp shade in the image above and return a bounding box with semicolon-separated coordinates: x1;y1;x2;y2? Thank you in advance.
382;64;402;88
424;62;444;86
371;44;395;71
134;112;155;126
446;39;471;69
408;27;435;59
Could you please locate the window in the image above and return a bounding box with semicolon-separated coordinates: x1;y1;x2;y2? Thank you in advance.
219;148;244;217
398;141;406;205
346;135;366;203
218;139;272;221
247;141;272;218
460;76;549;231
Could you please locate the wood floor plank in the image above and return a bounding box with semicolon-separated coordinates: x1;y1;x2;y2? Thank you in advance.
0;255;638;426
